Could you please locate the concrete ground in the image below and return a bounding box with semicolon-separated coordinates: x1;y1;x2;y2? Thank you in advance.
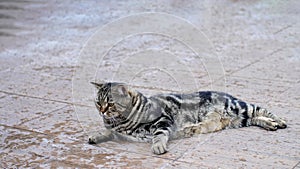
0;0;299;168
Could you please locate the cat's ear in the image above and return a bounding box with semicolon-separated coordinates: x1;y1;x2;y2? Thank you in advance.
116;85;135;97
90;82;104;89
117;85;128;96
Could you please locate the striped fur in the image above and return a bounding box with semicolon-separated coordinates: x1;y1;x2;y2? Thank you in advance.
88;82;287;155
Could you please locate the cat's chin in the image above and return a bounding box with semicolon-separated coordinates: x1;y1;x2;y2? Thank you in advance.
103;116;116;123
104;123;113;129
102;115;125;128
103;118;115;129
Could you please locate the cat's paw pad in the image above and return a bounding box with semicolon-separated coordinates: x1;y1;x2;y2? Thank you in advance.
151;141;168;155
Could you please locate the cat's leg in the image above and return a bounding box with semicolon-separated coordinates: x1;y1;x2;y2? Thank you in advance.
151;130;169;155
182;112;230;137
151;119;172;155
251;107;287;130
88;130;113;144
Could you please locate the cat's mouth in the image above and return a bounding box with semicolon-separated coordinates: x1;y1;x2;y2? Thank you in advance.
103;111;117;119
94;102;109;114
94;101;127;127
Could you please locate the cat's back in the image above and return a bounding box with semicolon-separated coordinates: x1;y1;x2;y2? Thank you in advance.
150;91;235;106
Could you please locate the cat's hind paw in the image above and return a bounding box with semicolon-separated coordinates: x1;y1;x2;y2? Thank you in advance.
260;117;282;131
276;118;287;129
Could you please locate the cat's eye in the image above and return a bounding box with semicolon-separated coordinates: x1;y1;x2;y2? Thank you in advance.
108;103;114;107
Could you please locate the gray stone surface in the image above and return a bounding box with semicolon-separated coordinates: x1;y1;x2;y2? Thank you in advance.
0;0;299;168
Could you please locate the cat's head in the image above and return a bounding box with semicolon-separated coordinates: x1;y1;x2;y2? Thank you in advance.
91;82;136;127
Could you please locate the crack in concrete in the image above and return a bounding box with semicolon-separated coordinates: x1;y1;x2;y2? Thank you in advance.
292;161;300;169
18;105;70;126
273;24;294;35
230;48;284;76
0;90;92;107
0;123;49;136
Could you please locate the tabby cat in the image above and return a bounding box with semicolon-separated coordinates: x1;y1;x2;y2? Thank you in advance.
88;82;287;155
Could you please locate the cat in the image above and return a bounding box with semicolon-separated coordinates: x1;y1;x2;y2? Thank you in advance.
88;82;287;155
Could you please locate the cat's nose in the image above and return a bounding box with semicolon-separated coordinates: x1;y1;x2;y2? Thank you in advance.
100;106;107;113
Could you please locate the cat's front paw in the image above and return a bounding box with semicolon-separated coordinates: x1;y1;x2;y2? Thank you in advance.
151;136;168;155
152;141;167;155
88;135;99;144
88;133;112;144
